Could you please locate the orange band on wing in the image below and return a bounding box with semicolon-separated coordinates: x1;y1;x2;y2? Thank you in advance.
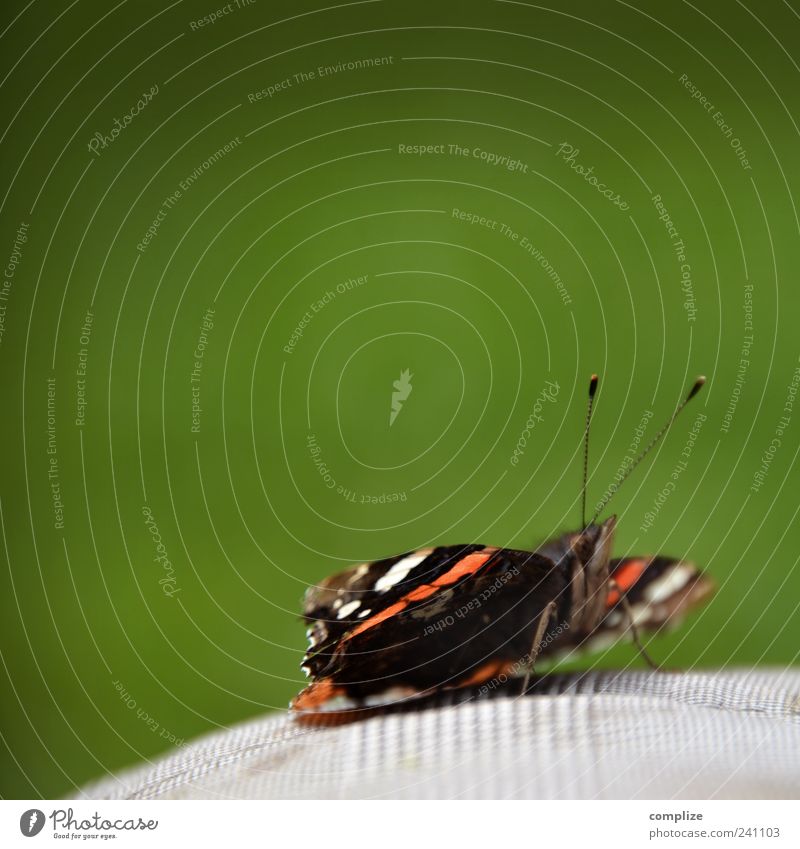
431;550;495;586
607;558;649;607
346;600;408;638
346;550;494;640
291;678;346;711
454;659;512;688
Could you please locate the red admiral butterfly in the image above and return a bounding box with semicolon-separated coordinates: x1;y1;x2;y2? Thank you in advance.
292;375;714;723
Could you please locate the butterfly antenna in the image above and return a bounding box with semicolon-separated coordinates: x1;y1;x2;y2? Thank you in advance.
590;375;706;524
581;374;599;529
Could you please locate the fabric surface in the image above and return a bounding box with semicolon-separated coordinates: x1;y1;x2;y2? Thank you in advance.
77;669;800;800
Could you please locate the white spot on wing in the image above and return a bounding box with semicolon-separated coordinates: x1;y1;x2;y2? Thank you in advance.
357;608;371;618
362;686;418;707
351;564;370;581
643;563;695;604
373;549;433;593
306;622;327;648
315;695;358;713
337;600;361;619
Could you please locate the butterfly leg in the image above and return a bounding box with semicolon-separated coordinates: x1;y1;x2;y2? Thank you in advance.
609;578;660;670
520;600;557;695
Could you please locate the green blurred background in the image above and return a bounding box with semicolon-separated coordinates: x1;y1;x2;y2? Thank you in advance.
1;0;799;798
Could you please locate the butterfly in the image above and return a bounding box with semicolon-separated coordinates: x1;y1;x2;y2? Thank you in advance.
292;376;714;723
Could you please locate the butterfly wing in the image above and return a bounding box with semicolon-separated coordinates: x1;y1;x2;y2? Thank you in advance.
300;545;482;678
539;555;715;663
293;546;569;721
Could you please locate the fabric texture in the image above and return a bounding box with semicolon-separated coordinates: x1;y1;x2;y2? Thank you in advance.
77;669;800;800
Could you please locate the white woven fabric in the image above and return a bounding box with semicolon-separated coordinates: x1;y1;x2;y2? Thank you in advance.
77;670;800;800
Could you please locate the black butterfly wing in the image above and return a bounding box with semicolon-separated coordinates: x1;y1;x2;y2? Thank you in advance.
293;547;571;720
300;545;485;678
